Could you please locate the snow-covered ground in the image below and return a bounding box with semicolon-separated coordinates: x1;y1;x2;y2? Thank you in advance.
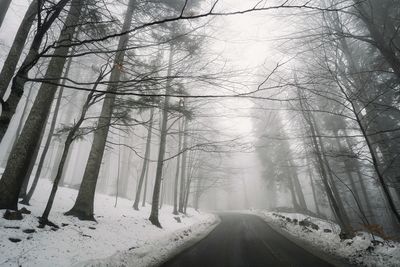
251;210;400;267
0;179;218;267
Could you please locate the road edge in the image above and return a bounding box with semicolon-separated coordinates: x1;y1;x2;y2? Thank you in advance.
251;213;355;267
152;214;221;267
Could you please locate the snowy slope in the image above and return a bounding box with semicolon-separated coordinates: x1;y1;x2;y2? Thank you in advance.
0;179;218;267
252;210;400;267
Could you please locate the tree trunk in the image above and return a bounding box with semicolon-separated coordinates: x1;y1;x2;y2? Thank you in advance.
296;86;354;238
0;0;70;142
333;131;362;205
41;138;73;222
343;132;374;218
173;118;183;215
341;88;400;225
0;0;82;210
65;0;135;220
19;51;73;197
149;45;174;227
314;124;350;226
0;0;11;28
133;109;154;210
354;1;400;79
20;87;64;205
178;116;188;213
307;157;321;215
18;112;48;199
142;158;150;207
41;57;108;224
193;175;202;211
287;170;300;210
289;159;307;211
0;0;40;98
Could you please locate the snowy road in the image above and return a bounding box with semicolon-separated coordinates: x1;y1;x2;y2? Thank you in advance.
161;213;335;267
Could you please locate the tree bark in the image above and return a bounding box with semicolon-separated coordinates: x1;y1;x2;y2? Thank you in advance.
0;0;12;28
353;1;400;79
18;111;48;198
296;86;354;238
306;157;321;215
0;0;81;210
0;0;40;98
20;87;64;205
289;159;307;211
133;109;154;210
173;118;183;214
149;45;174;227
178;116;188;213
65;0;135;220
0;0;70;142
142;158;150;207
287;169;300;210
40;80;101;223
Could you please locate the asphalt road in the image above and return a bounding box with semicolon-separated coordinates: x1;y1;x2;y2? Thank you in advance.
161;213;335;267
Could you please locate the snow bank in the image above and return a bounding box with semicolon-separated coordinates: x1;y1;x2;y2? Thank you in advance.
252;210;400;267
0;179;218;267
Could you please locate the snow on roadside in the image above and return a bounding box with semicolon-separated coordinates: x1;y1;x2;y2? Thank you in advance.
79;214;218;267
251;210;400;267
0;179;218;267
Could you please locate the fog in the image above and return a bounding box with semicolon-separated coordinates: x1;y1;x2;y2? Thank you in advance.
0;1;399;265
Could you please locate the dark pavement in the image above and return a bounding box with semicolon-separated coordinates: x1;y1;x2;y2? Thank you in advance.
161;213;335;267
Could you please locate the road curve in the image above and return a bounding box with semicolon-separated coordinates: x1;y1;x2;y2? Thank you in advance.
161;213;336;267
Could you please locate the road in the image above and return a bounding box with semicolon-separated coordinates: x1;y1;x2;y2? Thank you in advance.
161;213;336;267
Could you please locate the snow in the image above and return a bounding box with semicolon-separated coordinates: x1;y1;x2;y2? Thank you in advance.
251;210;400;267
0;179;218;267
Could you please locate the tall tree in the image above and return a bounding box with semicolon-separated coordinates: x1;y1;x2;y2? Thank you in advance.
0;0;83;210
0;0;11;28
133;108;155;210
173;115;183;215
0;0;70;141
178;115;188;213
65;0;136;220
149;44;175;227
0;0;41;99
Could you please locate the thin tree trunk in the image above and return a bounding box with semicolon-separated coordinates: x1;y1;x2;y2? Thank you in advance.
193;175;202;211
339;85;400;225
115;135;121;207
289;159;307;211
0;0;70;142
133;109;154;210
297;86;354;238
314;124;350;225
333;131;362;205
287;170;300;210
18;112;48;198
65;0;135;220
20;88;63;205
142;158;150;207
307;157;321;215
149;45;174;227
19;48;73;200
0;0;12;28
41;138;73;223
354;1;400;79
179;116;188;213
160;178;165;210
0;0;82;210
173;118;183;215
40;60;108;225
0;0;40;98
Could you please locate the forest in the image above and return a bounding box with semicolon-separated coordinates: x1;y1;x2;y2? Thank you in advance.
0;0;399;266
